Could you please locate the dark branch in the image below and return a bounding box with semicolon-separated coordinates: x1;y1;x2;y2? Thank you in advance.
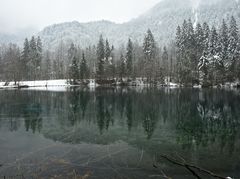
160;155;229;179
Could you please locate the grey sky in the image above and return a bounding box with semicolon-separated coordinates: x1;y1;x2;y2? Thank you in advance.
0;0;160;34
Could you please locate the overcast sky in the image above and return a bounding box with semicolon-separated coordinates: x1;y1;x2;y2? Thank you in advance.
0;0;160;34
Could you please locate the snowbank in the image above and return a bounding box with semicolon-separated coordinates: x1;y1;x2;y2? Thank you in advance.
0;79;69;89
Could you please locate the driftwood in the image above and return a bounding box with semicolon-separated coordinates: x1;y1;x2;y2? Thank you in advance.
158;154;231;179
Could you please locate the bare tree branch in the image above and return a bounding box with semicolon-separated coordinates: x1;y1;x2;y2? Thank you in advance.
159;154;230;179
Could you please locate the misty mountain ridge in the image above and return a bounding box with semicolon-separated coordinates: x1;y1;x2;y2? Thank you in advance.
1;0;240;49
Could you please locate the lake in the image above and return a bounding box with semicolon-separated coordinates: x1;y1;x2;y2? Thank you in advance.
0;88;240;179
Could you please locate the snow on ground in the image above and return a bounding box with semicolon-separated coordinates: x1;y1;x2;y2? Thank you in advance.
23;86;69;92
0;80;69;89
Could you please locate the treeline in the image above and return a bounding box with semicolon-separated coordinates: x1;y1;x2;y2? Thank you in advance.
0;16;239;86
175;16;240;86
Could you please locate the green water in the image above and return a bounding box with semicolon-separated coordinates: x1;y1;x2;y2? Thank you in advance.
0;88;240;178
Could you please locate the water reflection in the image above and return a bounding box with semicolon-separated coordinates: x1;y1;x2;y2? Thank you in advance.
0;88;240;178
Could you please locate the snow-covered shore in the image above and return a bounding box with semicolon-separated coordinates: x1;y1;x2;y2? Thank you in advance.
0;80;69;89
0;79;239;90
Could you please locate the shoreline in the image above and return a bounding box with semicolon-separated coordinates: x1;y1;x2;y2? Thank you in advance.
0;79;240;90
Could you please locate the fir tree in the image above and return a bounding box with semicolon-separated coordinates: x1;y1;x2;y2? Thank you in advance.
97;35;105;79
21;38;30;80
143;29;156;81
29;36;37;80
69;56;79;84
227;16;239;82
126;38;133;78
208;26;219;85
80;52;88;80
195;23;204;59
119;53;125;80
36;36;42;79
218;19;228;84
105;39;111;61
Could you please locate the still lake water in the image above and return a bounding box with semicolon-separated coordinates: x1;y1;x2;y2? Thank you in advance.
0;88;240;179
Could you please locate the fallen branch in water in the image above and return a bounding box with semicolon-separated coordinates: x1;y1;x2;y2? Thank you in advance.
158;154;232;179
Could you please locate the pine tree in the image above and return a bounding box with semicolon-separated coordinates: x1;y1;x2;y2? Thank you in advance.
198;52;209;86
175;25;182;83
80;52;88;80
21;38;30;80
105;39;111;61
29;36;37;80
208;26;219;85
227;16;239;82
202;22;210;52
44;50;52;80
143;29;156;81
195;23;204;59
36;36;42;79
218;19;228;84
67;43;77;81
119;53;125;80
96;35;105;80
69;56;79;84
126;38;133;78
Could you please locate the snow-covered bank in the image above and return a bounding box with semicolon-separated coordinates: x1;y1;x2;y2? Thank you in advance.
0;80;69;89
0;79;239;90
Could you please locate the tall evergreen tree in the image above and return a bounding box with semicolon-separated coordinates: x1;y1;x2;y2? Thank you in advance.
143;29;156;81
227;16;239;82
96;35;105;80
202;22;210;52
126;38;133;78
80;52;88;80
29;36;37;80
69;56;79;84
119;53;126;80
21;38;30;80
218;19;229;84
105;39;111;61
208;26;219;85
195;23;204;59
36;36;42;79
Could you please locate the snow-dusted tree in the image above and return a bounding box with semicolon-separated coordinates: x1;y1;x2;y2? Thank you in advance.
3;44;21;83
119;53;126;80
80;52;89;80
195;23;204;59
36;36;42;79
20;38;30;80
177;19;197;85
227;16;239;82
43;50;52;80
202;22;210;52
218;19;228;84
175;25;182;83
143;29;156;81
29;36;38;80
208;26;219;85
67;43;77;80
126;38;133;78
69;56;79;84
198;52;209;86
105;39;111;61
96;35;105;79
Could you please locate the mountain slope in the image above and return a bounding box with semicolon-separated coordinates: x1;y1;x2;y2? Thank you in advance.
1;0;240;49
